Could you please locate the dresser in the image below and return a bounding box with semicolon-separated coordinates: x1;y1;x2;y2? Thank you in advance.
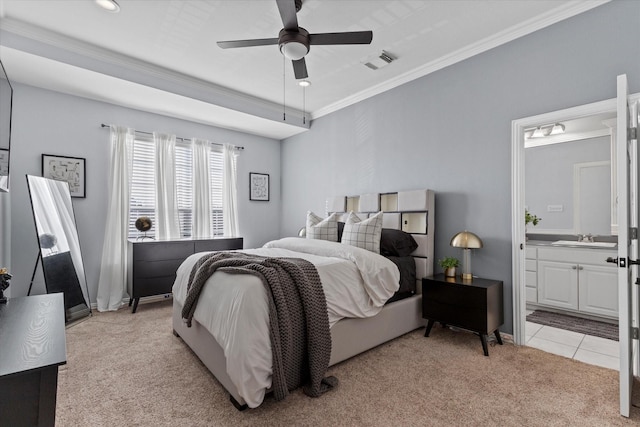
422;274;504;356
0;293;67;426
127;237;243;313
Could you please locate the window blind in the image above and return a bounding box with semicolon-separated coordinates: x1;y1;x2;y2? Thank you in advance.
128;138;225;238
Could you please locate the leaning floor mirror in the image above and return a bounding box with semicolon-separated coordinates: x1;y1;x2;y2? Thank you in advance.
27;175;91;322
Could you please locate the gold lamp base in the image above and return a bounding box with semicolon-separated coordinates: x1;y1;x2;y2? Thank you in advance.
460;273;473;280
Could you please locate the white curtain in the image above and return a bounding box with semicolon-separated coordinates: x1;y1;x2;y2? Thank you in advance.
96;125;134;311
222;143;239;236
192;138;211;238
154;132;180;240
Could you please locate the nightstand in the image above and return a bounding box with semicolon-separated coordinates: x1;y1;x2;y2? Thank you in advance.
422;274;504;356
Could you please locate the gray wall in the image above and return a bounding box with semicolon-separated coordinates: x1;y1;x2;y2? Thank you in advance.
526;136;611;234
8;83;282;303
280;0;640;333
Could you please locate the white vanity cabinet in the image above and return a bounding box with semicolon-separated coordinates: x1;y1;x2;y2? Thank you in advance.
536;246;618;319
525;246;538;303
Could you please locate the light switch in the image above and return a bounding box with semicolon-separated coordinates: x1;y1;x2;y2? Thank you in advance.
547;204;563;212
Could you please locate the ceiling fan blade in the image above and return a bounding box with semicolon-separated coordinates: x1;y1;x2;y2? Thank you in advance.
309;31;373;45
217;38;279;49
276;0;299;30
292;58;308;79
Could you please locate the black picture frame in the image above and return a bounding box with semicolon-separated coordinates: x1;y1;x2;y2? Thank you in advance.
41;154;86;198
249;172;269;201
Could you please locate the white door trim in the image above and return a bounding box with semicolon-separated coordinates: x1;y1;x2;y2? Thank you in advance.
511;94;640;346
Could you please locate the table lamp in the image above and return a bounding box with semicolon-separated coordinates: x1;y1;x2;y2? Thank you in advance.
450;230;483;280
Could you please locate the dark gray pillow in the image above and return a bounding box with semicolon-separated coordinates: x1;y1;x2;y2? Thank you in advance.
380;228;418;257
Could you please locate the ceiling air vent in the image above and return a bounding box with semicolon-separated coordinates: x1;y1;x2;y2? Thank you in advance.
363;51;395;70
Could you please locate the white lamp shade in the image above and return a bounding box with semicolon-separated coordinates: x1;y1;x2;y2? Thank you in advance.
280;42;309;60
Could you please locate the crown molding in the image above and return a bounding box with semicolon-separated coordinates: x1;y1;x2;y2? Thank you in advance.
311;0;609;120
0;1;610;127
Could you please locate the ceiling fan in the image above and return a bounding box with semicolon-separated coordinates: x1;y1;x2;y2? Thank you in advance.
216;0;373;80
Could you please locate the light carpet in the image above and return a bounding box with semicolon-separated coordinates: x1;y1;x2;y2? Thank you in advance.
56;300;640;426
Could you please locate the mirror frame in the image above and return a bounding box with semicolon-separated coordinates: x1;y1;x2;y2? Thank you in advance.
26;175;92;322
0;59;13;193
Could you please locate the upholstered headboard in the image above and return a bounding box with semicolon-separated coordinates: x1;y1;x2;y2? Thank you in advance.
326;189;435;291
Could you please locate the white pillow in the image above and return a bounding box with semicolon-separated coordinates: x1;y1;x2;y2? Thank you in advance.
306;211;339;242
341;211;383;253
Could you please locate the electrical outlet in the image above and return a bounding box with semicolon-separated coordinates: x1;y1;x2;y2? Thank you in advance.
547;204;563;212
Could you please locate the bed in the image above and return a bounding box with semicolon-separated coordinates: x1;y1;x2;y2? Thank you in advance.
172;189;435;409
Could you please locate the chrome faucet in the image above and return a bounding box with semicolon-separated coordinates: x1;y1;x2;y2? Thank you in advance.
578;233;594;242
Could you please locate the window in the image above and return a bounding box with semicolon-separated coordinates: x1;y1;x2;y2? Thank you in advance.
128;137;224;238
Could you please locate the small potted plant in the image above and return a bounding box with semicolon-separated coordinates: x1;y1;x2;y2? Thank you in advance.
438;256;460;278
525;210;541;227
525;210;542;239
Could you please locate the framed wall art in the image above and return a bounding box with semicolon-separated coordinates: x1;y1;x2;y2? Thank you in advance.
249;172;269;201
42;154;86;198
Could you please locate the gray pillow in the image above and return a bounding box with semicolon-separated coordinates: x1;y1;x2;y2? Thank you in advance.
306;211;338;242
341;211;383;253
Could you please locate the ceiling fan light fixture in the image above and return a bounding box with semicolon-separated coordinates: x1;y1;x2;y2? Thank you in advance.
298;80;311;87
95;0;120;12
280;41;309;60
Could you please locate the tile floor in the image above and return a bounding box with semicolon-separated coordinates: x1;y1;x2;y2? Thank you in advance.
525;310;620;371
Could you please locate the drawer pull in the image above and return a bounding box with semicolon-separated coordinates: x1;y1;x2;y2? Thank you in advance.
572;265;577;270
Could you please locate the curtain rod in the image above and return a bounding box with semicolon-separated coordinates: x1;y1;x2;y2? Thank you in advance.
100;124;244;150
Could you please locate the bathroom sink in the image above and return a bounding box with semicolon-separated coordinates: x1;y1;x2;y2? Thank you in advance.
551;240;617;248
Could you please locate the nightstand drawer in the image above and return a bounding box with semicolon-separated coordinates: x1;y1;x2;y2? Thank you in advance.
423;301;485;332
424;284;486;309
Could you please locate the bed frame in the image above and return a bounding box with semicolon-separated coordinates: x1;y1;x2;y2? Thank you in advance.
172;189;435;409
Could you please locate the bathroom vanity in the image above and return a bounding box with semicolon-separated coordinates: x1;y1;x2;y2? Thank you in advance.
526;240;618;320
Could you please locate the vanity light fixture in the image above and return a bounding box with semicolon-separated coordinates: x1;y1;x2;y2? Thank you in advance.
530;127;547;138
527;122;565;139
450;230;483;280
549;123;566;135
95;0;120;13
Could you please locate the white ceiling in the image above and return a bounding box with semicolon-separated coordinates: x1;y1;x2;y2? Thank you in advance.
0;0;608;139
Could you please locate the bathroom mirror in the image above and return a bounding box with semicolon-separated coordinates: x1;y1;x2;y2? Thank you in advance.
27;175;91;322
0;59;13;193
525;112;616;236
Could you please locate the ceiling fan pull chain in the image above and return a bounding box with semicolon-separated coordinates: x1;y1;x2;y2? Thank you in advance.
282;55;286;121
302;85;306;124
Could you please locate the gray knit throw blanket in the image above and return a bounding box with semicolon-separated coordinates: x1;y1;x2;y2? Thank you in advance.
181;251;338;401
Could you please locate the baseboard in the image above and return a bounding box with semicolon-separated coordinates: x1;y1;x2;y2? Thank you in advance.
90;294;172;310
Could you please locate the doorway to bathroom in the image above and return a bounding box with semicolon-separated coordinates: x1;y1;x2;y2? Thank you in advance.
511;76;640;417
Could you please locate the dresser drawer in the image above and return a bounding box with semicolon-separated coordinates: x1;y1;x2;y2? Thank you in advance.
195;238;243;252
132;241;193;261
132;277;174;298
134;259;184;279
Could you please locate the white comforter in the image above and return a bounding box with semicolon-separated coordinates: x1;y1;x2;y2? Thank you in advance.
172;237;400;408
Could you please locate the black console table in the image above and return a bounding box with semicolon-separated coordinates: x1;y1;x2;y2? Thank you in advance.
127;237;243;313
0;293;67;426
422;274;504;356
